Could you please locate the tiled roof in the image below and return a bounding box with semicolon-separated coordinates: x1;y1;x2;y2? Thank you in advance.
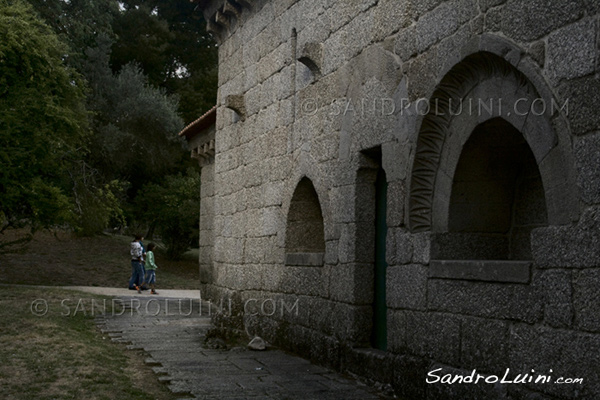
178;106;217;140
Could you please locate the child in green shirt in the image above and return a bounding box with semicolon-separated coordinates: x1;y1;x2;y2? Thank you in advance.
142;243;159;295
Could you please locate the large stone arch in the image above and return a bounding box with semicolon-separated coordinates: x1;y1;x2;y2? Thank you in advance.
408;49;579;234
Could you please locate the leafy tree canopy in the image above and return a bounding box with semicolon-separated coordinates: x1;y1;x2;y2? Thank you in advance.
93;60;187;191
111;0;217;123
135;170;200;260
0;0;89;232
27;0;119;69
2;0;214;248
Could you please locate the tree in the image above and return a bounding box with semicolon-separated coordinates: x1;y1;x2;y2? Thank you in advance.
0;0;89;237
31;0;188;194
82;35;186;194
135;171;200;260
111;0;218;123
111;3;173;85
27;0;119;69
4;0;209;243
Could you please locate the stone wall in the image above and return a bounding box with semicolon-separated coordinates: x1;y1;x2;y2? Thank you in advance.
197;0;600;398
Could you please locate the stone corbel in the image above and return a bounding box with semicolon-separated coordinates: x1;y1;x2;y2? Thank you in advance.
203;139;216;156
202;0;255;38
234;0;253;10
298;42;323;78
225;94;246;121
223;0;241;19
206;18;223;37
192;139;216;166
215;10;229;29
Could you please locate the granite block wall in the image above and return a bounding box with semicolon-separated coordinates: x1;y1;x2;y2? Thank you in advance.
195;0;600;398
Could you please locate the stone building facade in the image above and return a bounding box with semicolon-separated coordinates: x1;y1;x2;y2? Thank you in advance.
186;0;600;398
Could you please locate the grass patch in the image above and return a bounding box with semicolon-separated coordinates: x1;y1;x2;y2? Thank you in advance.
0;286;178;400
0;229;199;289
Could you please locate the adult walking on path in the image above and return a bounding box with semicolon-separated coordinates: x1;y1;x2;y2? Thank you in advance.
128;235;145;291
94;291;385;399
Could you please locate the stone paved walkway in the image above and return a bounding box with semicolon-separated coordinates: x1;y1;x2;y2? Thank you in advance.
95;293;383;400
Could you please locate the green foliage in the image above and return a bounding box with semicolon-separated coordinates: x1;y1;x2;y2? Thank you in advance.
28;178;74;229
2;0;210;252
136;171;200;260
89;56;186;191
75;179;127;236
111;0;218;123
0;0;89;231
27;0;119;69
111;3;173;85
30;0;218;125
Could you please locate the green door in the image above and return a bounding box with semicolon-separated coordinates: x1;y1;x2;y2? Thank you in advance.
372;168;388;350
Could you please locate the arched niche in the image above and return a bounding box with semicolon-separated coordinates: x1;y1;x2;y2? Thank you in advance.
440;117;547;261
408;51;577;235
407;51;579;281
284;177;325;266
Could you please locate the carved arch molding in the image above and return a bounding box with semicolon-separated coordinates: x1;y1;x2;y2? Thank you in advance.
408;51;577;232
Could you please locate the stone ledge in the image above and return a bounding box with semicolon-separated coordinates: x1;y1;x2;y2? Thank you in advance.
285;252;324;266
429;260;532;283
344;347;396;385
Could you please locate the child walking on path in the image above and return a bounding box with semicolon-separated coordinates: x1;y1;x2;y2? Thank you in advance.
141;243;159;294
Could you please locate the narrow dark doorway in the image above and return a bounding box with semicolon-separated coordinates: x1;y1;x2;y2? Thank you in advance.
372;168;388;350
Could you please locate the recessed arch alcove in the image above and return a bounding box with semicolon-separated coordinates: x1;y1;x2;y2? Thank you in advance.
285;177;325;266
407;50;578;281
442;117;548;261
